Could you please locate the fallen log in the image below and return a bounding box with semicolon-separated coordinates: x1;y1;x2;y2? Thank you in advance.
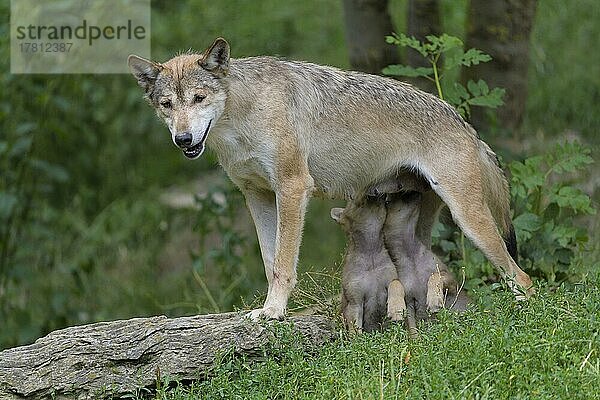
0;312;336;399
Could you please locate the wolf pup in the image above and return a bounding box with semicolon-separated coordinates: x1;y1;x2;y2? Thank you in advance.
128;38;532;320
331;195;406;333
385;190;470;327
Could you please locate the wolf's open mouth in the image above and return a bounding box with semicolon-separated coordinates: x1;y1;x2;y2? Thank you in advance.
182;120;212;160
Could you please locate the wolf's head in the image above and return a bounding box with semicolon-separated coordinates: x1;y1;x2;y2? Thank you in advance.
128;38;230;159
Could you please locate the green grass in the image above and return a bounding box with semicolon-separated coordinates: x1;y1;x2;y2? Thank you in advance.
146;277;600;400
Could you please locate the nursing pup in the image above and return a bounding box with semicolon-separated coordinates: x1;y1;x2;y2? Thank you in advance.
384;190;470;326
331;195;406;333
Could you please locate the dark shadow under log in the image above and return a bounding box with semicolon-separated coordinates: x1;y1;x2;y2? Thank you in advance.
0;313;336;399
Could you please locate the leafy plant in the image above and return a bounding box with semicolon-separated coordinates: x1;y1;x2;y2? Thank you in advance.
384;33;596;286
433;143;596;287
509;141;595;283
383;33;505;118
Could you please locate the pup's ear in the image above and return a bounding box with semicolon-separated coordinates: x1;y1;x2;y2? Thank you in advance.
128;55;162;93
199;38;230;77
330;207;345;223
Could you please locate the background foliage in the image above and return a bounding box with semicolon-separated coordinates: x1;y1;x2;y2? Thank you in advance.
0;0;598;349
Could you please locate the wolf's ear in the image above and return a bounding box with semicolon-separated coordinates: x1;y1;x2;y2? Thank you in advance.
330;207;345;223
199;38;230;77
128;55;162;93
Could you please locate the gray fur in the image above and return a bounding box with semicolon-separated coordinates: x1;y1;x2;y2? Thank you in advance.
384;191;469;322
333;196;405;333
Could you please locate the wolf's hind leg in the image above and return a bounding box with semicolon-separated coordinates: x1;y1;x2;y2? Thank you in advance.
431;169;533;298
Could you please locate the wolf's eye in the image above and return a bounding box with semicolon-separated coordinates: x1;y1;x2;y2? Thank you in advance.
193;94;206;104
160;100;172;109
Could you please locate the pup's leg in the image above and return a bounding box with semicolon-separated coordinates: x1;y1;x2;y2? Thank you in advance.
342;290;364;333
387;279;407;322
428;166;533;298
343;303;363;334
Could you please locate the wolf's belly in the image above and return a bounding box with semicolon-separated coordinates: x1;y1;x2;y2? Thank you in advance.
307;151;398;199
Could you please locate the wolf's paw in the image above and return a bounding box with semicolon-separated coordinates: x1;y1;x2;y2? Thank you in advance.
512;282;536;301
515;285;536;301
246;306;286;321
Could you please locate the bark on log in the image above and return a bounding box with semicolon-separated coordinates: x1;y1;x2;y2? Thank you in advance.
0;312;335;399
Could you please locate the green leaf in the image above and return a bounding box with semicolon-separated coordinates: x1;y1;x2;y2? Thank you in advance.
444;53;463;70
9;136;32;158
514;212;543;233
452;82;469;100
509;156;545;194
467;88;505;108
385;35;397;44
467;80;481;96
440;239;457;253
0;191;18;220
548;186;596;215
382;64;433;78
444;82;470;113
29;159;69;183
431;34;463;52
549;141;593;175
551;225;579;248
386;33;428;57
477;80;489;95
461;48;492;66
15;122;37;135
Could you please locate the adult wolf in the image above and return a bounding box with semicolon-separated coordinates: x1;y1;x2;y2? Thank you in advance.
128;38;533;320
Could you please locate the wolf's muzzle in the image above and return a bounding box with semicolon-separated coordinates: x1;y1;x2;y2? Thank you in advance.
174;132;193;148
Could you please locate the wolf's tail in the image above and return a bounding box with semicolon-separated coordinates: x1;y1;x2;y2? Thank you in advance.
477;139;518;262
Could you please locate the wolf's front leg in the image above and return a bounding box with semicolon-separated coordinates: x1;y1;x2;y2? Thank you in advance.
252;174;313;320
241;187;277;291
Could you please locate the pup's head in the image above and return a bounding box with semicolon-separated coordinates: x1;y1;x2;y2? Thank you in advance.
385;191;422;226
331;195;387;237
367;170;430;197
128;38;230;159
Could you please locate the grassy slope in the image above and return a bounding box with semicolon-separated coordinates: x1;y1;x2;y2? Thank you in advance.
150;277;600;400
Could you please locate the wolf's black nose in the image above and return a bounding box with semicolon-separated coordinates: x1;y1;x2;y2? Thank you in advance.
175;132;192;147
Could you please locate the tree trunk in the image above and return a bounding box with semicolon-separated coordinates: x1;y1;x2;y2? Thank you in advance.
0;313;335;399
406;0;441;92
464;0;538;132
342;0;400;74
